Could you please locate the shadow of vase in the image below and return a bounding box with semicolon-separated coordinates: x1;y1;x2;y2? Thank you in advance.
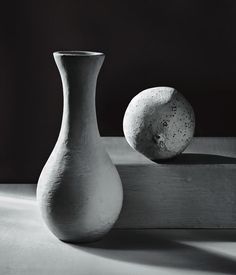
68;229;236;275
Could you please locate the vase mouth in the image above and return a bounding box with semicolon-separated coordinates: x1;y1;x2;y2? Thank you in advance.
53;51;104;57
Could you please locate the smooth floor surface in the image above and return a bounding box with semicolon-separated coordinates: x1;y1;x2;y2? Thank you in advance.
1;184;236;274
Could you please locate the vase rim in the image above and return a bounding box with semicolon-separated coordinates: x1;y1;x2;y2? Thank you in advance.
53;51;104;57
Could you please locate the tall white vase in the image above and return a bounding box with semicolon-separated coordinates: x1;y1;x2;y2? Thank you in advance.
37;51;123;243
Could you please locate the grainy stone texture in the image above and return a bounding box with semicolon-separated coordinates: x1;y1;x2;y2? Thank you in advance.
123;87;195;160
37;52;123;243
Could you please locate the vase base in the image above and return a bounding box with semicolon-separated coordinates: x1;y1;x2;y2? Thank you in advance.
58;234;106;244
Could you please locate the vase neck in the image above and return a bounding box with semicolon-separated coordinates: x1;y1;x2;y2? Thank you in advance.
54;52;105;143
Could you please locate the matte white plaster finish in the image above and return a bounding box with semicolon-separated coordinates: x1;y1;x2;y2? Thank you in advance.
37;52;123;243
123;87;195;160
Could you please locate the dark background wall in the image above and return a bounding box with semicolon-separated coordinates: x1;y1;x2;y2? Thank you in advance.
0;0;236;181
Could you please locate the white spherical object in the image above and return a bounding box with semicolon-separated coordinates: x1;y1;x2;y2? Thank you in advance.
123;87;195;161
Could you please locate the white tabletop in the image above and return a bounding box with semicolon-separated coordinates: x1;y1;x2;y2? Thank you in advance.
1;184;236;275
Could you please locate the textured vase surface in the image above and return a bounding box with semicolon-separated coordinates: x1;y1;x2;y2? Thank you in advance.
37;51;123;243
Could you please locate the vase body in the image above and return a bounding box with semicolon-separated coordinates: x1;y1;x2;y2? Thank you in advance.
37;51;123;243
